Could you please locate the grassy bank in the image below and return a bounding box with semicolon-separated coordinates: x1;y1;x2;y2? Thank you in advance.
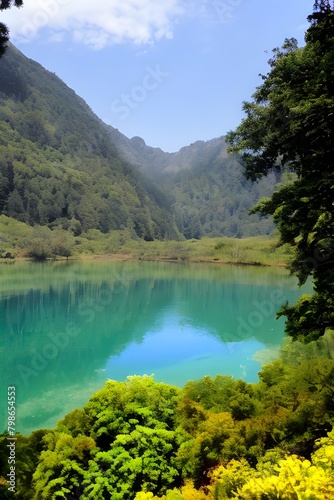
0;215;292;266
114;235;292;266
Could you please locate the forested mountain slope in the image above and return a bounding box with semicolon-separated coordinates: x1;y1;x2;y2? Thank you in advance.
0;44;177;240
109;130;279;238
166;155;278;238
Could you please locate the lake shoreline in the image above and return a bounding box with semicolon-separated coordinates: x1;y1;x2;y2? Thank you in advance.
0;229;292;267
88;254;288;267
3;253;288;267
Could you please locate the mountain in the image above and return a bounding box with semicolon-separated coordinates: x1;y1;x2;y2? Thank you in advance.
0;44;278;242
108;129;278;238
0;44;178;240
108;128;229;179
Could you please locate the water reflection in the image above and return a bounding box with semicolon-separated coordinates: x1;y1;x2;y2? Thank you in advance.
0;261;310;435
106;310;265;386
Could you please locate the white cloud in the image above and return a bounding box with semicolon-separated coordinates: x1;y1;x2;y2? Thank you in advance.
1;0;184;49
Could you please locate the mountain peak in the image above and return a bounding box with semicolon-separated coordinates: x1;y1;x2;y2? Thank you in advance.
130;136;147;148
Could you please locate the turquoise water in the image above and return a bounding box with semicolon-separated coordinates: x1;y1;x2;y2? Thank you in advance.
0;261;310;435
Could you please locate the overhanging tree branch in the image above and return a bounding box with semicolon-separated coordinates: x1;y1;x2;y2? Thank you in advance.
0;0;23;57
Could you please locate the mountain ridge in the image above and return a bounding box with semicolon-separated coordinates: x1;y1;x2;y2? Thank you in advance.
107;126;229;180
0;43;178;240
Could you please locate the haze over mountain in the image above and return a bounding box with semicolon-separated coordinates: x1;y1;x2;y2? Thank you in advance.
108;129;229;179
0;44;278;240
109;129;278;238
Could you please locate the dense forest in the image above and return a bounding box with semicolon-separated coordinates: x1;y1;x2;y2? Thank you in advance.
0;0;334;498
162;156;277;239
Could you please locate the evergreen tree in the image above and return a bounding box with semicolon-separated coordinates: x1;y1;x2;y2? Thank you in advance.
226;2;334;341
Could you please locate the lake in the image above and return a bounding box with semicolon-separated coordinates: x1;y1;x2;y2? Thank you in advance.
0;261;311;435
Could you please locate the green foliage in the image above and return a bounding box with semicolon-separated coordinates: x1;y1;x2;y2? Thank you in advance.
113;133;280;239
176;331;334;483
29;376;182;500
179;376;258;420
226;6;334;341
83;376;180;447
140;428;334;500
83;426;179;499
32;432;94;500
237;445;334;499
122;235;292;265
25;226;53;261
0;218;77;260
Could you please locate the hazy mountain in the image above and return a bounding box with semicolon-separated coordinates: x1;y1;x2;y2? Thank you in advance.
108;128;228;180
108;129;277;238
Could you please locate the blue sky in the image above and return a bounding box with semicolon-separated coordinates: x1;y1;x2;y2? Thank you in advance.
2;0;312;152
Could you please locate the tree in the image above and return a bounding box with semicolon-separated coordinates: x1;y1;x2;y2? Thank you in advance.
26;226;53;261
0;1;23;56
31;377;183;500
51;228;75;259
226;3;334;342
